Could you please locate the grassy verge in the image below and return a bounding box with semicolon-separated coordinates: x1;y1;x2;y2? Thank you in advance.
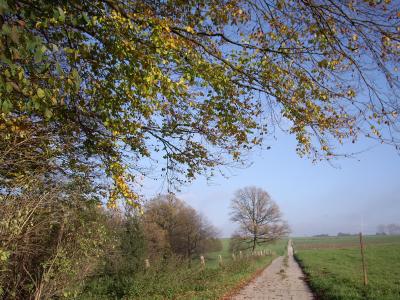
293;235;400;300
78;239;286;299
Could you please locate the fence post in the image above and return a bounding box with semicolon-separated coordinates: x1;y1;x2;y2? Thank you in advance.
232;253;236;261
145;259;150;270
200;255;205;269
239;251;242;259
359;232;368;286
218;254;223;267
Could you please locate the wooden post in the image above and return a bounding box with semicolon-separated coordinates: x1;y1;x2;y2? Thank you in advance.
359;232;368;286
145;259;150;270
218;254;223;267
239;251;242;259
200;255;205;269
232;253;236;261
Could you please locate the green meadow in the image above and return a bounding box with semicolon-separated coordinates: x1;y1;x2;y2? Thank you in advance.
293;235;400;300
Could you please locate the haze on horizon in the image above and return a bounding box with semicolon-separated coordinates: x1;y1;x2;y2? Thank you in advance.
142;130;400;238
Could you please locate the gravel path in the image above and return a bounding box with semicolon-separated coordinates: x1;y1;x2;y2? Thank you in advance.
230;240;313;300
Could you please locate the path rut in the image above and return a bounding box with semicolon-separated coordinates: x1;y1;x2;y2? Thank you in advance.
230;240;313;300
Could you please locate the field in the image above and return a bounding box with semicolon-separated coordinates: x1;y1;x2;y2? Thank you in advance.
79;238;287;299
204;238;287;268
293;235;400;300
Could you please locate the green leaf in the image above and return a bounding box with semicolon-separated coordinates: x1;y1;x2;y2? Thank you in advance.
1;100;13;113
34;45;47;63
0;0;9;14
44;108;53;119
5;82;13;92
37;88;45;98
82;12;90;24
57;7;65;22
10;26;19;43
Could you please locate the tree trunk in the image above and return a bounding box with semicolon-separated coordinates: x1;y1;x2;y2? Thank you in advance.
187;235;192;268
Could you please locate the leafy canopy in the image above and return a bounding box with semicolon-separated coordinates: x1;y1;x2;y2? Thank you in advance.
1;0;400;206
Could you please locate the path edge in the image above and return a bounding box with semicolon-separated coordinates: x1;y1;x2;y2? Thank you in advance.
292;247;318;300
219;256;281;300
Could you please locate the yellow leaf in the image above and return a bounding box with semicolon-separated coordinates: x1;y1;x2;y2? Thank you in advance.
185;26;195;34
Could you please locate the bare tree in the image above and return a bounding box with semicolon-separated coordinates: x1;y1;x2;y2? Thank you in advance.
230;187;289;252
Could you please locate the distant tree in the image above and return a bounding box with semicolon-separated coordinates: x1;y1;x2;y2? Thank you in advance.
387;224;400;236
229;233;249;253
376;224;400;236
313;234;330;237
230;186;289;252
202;237;223;253
143;195;219;264
337;232;357;237
103;208;147;277
376;224;387;235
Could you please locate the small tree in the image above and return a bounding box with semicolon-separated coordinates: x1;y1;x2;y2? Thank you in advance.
230;186;289;252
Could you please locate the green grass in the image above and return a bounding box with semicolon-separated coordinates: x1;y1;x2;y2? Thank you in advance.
293;235;400;300
79;238;287;299
204;238;287;268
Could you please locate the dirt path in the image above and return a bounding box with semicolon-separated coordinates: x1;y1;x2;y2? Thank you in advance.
230;240;313;300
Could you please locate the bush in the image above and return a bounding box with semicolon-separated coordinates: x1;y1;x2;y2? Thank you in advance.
0;179;108;299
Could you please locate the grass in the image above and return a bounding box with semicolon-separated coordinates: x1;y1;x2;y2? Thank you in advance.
79;238;287;299
293;235;400;300
204;238;287;268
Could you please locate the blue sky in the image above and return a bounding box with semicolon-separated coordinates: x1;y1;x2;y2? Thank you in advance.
141;130;400;237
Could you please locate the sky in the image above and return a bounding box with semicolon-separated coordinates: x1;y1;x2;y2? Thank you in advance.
142;129;400;237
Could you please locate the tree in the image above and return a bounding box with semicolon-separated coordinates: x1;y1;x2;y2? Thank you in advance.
230;186;289;252
376;223;400;235
102;208;147;278
387;223;400;235
376;224;387;235
143;195;220;264
2;1;400;207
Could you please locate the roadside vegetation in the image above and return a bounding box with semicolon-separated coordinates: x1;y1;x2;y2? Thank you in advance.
293;235;400;300
80;239;287;300
1;185;286;299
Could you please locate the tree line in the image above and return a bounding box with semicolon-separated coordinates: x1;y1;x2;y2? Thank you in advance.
0;188;222;299
377;224;400;236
